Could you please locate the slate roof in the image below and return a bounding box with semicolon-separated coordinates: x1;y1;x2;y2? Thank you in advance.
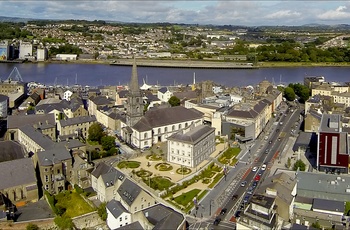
36;99;70;113
19;125;54;150
117;178;142;206
227;100;268;119
7;113;55;129
117;221;143;230
142;204;184;230
101;170;125;188
158;87;168;94
69;97;84;112
313;198;345;213
60;139;85;149
0;140;25;163
90;96;114;105
37;144;72;166
133;106;203;132
0;94;9;101
91;162;117;178
107;199;130;218
59;115;96;127
167;125;215;144
118;90;129;98
0;158;37;190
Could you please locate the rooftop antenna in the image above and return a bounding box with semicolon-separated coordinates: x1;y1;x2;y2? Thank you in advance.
75;73;78;85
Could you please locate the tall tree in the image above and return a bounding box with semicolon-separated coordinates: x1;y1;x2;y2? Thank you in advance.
284;87;296;101
88;123;104;142
101;136;116;151
168;96;180;107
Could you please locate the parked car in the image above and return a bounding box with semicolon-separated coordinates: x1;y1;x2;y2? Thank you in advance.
235;211;241;218
247;187;254;195
255;175;261;181
261;164;267;171
252;181;258;188
213;217;221;226
241;181;247;187
243;195;250;203
220;208;227;215
252;166;258;172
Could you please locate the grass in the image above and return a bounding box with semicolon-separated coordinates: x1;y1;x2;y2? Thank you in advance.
184;190;209;213
87;139;99;146
55;191;95;218
218;147;241;165
174;189;201;206
149;176;174;191
117;161;141;169
345;202;350;215
155;163;173;171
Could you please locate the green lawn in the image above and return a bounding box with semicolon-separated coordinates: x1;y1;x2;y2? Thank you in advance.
117;161;141;169
174;189;201;206
148;176;174;191
218;147;241;164
345;201;350;215
55;191;95;218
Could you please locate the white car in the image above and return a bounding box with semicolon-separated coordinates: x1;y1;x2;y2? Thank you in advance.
252;166;258;172
261;164;267;171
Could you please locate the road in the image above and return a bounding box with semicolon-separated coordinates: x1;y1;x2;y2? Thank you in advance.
189;103;301;230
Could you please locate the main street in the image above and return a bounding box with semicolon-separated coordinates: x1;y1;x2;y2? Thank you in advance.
189;102;302;230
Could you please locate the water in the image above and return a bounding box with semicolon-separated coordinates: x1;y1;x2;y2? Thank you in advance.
0;62;349;87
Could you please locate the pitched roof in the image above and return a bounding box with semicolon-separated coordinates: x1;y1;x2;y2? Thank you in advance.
106;199;129;218
19;125;54;150
158;87;168;94
133;106;203;132
0;158;37;190
91;162;117;178
117;221;143;230
313;198;345;213
37;144;72;166
117;178;142;206
142;204;184;230
101;170;125;188
7;113;55;129
59;115;96;127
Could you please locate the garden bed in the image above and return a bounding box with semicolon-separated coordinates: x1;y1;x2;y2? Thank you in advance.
117;161;141;169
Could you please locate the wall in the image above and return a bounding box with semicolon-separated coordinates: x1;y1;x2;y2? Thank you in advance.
72;211;105;229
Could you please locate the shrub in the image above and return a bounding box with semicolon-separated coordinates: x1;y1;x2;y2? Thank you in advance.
97;202;107;221
26;223;39;230
54;216;74;230
74;184;84;194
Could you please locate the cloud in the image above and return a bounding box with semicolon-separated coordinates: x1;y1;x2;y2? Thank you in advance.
318;5;350;20
265;10;301;19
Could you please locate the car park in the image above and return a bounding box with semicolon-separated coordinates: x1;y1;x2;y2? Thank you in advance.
213;217;221;226
252;166;258;172
241;181;247;187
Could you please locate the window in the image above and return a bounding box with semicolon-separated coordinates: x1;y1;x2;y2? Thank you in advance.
148;202;150;207
165;127;168;132
185;123;188;127
144;141;148;145
45;175;49;183
45;184;49;190
119;217;122;221
134;207;137;212
125;216;128;220
141;204;144;209
179;124;182;129
158;128;161;134
172;125;175;131
144;133;147;138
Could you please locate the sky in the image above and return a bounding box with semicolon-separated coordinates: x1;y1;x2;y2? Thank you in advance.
1;1;350;26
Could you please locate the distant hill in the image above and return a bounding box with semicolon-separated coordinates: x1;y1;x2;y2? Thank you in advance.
0;16;31;23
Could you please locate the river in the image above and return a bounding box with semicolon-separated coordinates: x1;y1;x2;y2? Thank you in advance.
0;62;349;87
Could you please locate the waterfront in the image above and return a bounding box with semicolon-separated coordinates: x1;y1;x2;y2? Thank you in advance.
0;62;349;87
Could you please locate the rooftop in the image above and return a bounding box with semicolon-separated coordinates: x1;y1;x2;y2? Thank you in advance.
319;114;341;133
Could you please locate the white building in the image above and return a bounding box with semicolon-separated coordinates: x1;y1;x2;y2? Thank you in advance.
167;124;215;168
63;90;73;101
19;41;33;59
106;199;131;229
157;87;173;103
56;54;77;61
36;48;48;61
0;94;9;118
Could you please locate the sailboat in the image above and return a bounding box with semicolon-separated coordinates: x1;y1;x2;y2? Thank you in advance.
140;76;152;90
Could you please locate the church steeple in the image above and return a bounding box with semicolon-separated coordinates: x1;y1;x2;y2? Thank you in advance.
125;57;143;127
130;57;139;94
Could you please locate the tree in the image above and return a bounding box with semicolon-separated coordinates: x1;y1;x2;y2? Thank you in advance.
97;202;107;221
26;223;39;230
293;159;306;171
101;136;116;151
88;122;104;142
168;96;180;107
284;87;296;101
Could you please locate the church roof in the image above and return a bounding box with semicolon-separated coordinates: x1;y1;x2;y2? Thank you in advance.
130;57;140;94
133;106;203;132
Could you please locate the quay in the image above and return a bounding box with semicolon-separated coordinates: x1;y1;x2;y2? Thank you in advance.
110;59;258;69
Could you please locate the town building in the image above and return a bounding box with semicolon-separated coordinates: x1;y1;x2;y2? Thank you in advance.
36;48;48;61
0;40;9;60
0;94;9;118
106;199;131;229
57;115;96;140
157;87;173;103
167;124;215;168
19;41;33;59
317;114;349;173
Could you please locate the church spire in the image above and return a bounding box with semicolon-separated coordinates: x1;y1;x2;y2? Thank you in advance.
130;57;139;93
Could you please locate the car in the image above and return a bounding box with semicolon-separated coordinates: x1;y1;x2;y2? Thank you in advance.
213;217;221;226
258;170;263;176
243;195;250;203
269;140;272;144
252;181;258;188
254;175;261;181
235;211;241;218
252;166;258;172
261;164;267;171
232;194;238;200
241;181;247;187
278;137;281;141
247;187;254;195
265;149;269;154
220;208;227;215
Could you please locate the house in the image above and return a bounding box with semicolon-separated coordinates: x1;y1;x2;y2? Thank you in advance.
57;115;96;140
0;158;38;206
157;87;173;103
167;124;215;168
70;151;93;189
117;178;156;214
106;199;131;229
96;170;125;202
91;162;117;193
132;204;185;230
63;90;73;101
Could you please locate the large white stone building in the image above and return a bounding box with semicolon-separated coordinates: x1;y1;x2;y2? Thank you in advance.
167;124;215;168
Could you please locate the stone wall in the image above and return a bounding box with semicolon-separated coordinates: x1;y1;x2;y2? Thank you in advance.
72;211;106;229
